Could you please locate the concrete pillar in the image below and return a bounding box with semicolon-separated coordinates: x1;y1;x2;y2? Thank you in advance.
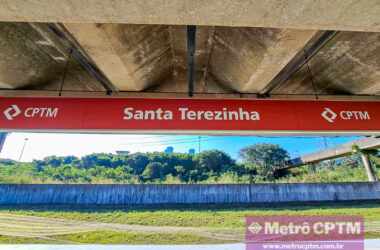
360;152;378;182
309;163;317;173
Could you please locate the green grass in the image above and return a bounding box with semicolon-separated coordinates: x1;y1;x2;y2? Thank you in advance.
280;165;379;183
56;231;227;244
366;232;380;239
1;230;379;244
2;202;380;228
0;235;53;244
0;231;226;244
1;202;380;244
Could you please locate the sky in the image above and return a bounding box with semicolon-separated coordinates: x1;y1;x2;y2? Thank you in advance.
0;132;360;162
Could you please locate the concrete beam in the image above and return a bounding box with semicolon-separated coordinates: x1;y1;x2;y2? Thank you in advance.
63;23;174;91
260;31;338;95
208;27;316;93
0;23;107;91
2;90;380;101
0;23;66;89
0;1;379;31
272;32;380;96
149;26;232;94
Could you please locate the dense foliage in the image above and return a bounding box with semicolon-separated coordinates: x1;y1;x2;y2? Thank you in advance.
239;143;290;182
0;144;378;184
0;149;246;184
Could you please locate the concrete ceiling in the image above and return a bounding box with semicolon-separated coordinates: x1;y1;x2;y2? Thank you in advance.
0;1;379;99
1;0;380;32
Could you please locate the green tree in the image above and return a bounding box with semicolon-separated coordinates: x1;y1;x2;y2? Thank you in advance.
240;143;289;181
175;165;189;183
126;153;150;175
42;156;62;167
195;150;235;176
243;162;257;183
142;162;163;181
62;156;80;165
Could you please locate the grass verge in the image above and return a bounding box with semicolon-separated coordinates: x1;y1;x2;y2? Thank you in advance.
0;231;230;244
2;202;380;228
1;202;380;244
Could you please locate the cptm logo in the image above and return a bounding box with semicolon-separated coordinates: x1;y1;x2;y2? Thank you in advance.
3;105;59;120
321;107;370;123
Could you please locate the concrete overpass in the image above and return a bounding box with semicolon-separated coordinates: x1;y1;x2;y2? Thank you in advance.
287;137;380;182
0;1;378;100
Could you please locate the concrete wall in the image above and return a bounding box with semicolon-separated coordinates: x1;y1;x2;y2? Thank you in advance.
0;183;379;205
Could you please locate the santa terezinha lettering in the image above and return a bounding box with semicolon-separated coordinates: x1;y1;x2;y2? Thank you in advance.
123;107;260;121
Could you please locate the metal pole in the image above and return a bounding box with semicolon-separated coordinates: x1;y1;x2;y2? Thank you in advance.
187;25;196;97
198;136;201;153
322;137;333;168
18;138;29;162
0;133;7;154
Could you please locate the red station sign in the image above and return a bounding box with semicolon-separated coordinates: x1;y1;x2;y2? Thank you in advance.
0;97;379;134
